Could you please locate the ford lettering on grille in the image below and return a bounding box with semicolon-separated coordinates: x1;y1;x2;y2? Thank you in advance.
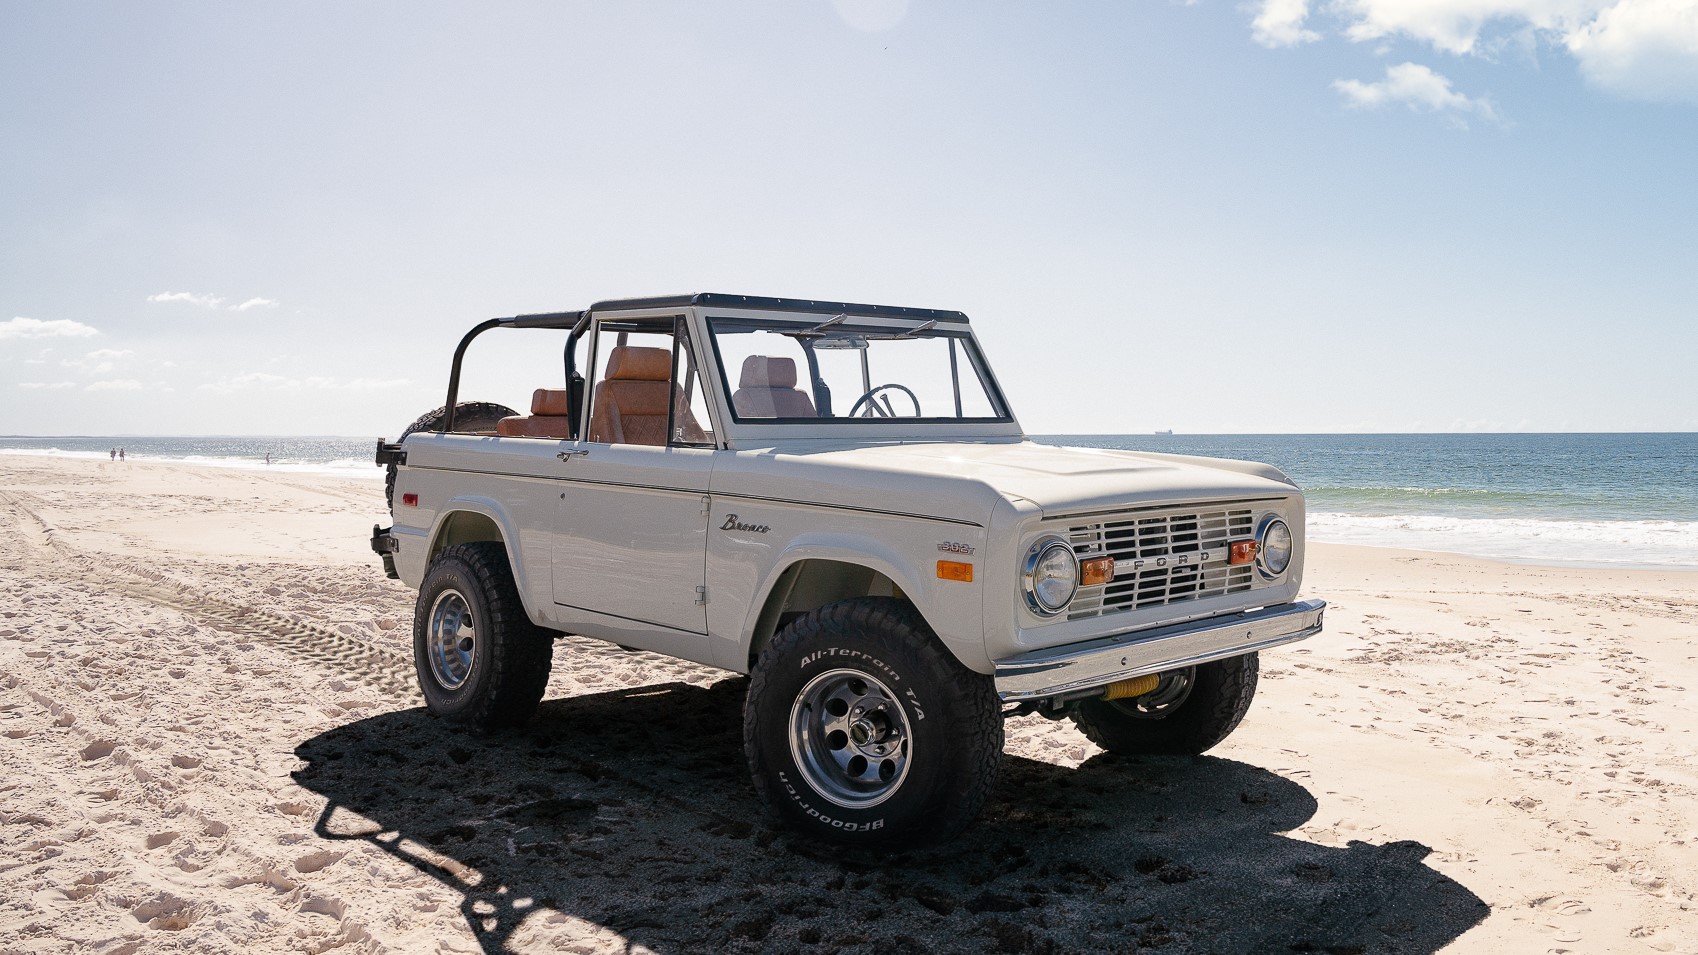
1067;507;1257;619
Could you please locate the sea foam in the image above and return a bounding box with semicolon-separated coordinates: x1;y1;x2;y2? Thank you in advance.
1309;511;1698;568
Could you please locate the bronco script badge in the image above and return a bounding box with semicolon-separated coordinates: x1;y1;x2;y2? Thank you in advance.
720;514;770;534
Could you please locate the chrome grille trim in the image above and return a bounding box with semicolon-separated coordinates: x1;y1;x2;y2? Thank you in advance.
1065;506;1256;619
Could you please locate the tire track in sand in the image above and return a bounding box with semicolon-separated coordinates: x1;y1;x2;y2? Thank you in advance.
0;489;415;699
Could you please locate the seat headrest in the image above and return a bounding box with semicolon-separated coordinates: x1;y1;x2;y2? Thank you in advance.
606;346;672;382
531;388;569;416
739;355;798;390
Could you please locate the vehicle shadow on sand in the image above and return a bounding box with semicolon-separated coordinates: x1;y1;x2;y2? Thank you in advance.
294;678;1487;954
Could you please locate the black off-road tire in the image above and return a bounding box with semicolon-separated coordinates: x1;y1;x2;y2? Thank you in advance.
413;542;552;731
1069;653;1259;755
385;401;518;509
743;597;1003;847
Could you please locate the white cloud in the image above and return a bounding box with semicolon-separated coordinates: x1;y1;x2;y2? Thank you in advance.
197;372;410;394
0;317;100;340
337;378;411;391
831;0;910;32
1330;0;1579;55
1333;62;1500;121
230;297;280;312
1255;0;1698;102
18;381;78;390
61;348;134;377
198;372;292;393
1566;0;1698;100
148;291;225;308
1253;0;1323;47
85;379;145;392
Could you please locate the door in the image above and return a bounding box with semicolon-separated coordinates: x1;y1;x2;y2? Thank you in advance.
550;314;720;642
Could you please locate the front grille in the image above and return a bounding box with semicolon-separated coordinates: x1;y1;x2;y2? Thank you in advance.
1065;506;1256;619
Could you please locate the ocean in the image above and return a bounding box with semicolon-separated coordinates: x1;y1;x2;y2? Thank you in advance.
0;435;385;479
1038;433;1698;570
4;433;1695;569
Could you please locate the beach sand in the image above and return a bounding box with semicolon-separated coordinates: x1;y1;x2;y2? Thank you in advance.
1;455;1693;953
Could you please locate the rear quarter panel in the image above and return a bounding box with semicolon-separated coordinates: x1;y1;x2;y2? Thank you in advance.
388;434;564;626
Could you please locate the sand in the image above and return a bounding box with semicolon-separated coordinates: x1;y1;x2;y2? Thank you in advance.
0;454;1693;954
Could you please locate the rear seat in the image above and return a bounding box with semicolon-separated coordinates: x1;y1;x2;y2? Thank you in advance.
496;388;573;439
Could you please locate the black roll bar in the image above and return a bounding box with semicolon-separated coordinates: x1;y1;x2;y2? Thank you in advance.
442;310;585;432
443;319;503;432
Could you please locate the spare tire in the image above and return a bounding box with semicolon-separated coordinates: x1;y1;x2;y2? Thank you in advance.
385;401;518;510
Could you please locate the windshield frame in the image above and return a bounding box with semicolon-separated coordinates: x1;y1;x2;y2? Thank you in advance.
704;313;1015;428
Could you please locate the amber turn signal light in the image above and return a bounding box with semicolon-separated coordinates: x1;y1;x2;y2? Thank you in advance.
1229;539;1259;565
936;560;974;582
1079;556;1116;586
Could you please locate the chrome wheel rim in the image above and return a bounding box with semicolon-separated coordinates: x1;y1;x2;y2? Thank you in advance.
789;668;913;809
427;589;477;690
1111;666;1194;719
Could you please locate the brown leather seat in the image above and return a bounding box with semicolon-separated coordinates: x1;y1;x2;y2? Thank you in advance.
587;346;708;446
732;356;816;418
496;388;574;439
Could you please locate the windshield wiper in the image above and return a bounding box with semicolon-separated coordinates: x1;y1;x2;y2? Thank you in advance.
886;319;937;340
788;314;847;338
785;315;940;341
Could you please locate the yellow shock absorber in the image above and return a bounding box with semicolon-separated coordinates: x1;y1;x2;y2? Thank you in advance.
1102;673;1161;701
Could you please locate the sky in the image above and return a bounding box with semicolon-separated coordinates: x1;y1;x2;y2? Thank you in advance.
2;0;1695;436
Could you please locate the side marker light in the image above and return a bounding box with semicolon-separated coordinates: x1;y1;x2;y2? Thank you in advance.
402;493;419;507
936;560;974;582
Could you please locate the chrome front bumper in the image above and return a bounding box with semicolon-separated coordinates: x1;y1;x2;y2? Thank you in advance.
993;599;1326;702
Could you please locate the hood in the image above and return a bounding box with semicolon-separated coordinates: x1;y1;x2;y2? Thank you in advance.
716;439;1300;523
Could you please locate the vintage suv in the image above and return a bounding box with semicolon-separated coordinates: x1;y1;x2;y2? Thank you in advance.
371;293;1325;845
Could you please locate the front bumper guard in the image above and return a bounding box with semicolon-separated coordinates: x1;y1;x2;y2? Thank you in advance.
993;599;1326;703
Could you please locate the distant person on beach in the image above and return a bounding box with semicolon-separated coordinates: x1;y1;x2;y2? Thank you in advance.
265;452;271;466
109;448;116;461
119;448;125;462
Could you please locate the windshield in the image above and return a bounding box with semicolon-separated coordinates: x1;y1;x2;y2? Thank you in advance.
707;316;1009;423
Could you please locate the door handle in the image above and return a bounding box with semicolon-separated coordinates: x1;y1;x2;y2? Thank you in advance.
556;448;590;462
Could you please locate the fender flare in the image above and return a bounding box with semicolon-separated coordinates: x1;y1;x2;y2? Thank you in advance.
735;533;948;666
426;495;541;623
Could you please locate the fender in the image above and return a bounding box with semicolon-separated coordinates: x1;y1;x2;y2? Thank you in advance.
733;530;990;674
427;495;544;625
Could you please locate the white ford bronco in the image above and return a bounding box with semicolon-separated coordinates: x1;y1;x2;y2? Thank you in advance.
371;293;1325;845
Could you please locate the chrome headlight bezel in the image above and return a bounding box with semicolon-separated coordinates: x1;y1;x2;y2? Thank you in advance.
1257;516;1294;579
1022;537;1079;616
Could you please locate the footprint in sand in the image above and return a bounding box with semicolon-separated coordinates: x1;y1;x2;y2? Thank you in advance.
65;871;116;901
293;849;346;873
146;831;180;850
130;893;199;931
80;739;116;760
225;865;298;894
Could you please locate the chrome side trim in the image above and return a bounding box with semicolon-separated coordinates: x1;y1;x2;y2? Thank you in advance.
993;599;1326;702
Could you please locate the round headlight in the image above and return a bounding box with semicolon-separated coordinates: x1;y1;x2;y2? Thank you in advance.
1023;538;1079;615
1258;518;1293;577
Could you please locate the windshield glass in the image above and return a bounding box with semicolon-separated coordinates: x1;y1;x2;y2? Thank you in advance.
707;316;1007;423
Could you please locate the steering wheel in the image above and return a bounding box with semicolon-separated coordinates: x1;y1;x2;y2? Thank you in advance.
847;383;922;418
